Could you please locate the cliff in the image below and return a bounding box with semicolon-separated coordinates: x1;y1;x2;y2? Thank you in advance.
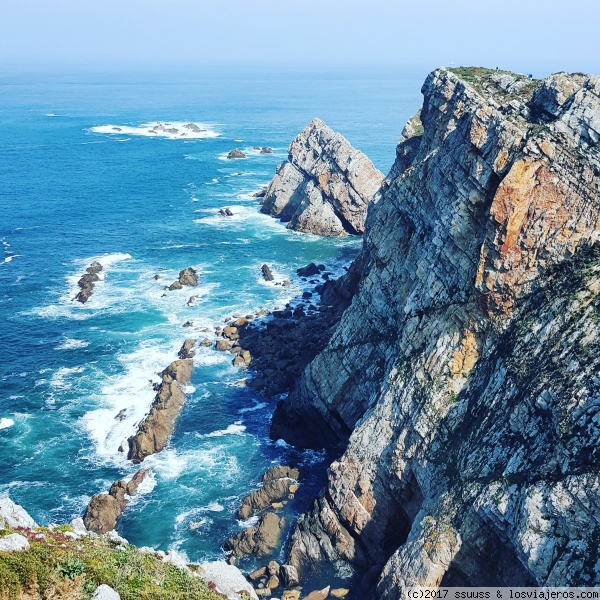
270;67;600;595
261;118;384;236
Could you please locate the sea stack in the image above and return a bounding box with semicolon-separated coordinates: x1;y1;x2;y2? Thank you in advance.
260;118;384;236
270;68;600;594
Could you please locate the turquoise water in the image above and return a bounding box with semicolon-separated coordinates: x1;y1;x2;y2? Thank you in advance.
0;65;424;570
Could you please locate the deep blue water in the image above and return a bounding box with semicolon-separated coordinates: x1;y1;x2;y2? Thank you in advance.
0;64;424;576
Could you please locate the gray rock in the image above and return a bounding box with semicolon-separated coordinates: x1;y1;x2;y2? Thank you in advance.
199;561;259;599
227;148;246;159
261;118;384;236
262;264;274;281
0;497;37;529
0;533;30;551
92;584;121;600
70;517;88;535
280;564;300;587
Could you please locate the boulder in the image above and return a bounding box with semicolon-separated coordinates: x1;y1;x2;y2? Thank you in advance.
84;469;147;534
304;588;331;600
227;148;246;159
280;564;300;587
83;494;121;535
0;497;37;529
219;208;234;217
92;585;121;600
262;264;274;281
178;267;198;287
253;188;268;198
331;589;349;598
200;561;258;599
200;337;212;347
260;147;273;154
70;517;88;535
168;281;183;290
296;263;321;277
0;533;30;552
178;339;196;359
216;339;233;351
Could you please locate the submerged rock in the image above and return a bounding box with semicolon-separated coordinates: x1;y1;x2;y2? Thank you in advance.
260;118;383;236
127;359;193;463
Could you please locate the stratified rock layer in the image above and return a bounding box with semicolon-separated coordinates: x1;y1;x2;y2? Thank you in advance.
261;118;384;236
127;360;193;463
272;68;600;595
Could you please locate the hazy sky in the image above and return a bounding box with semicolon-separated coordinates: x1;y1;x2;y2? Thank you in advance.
1;0;598;74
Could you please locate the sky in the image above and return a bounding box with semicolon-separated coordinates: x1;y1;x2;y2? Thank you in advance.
1;0;599;74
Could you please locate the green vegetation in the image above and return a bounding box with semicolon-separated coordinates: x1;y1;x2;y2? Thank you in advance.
0;526;222;600
448;66;540;107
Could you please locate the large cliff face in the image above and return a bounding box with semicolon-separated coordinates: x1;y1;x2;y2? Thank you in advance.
261;118;384;236
271;68;600;595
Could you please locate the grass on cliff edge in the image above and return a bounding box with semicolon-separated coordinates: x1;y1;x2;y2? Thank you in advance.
448;66;540;105
0;525;223;600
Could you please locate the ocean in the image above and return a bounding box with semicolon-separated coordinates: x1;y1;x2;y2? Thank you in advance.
0;64;424;578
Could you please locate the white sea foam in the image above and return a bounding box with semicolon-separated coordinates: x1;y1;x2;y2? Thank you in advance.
50;366;85;390
126;470;157;506
238;515;259;528
90;121;220;140
56;337;90;350
0;418;15;430
201;423;246;438
176;502;224;524
3;255;20;263
45;113;57;117
238;401;268;414
81;342;176;460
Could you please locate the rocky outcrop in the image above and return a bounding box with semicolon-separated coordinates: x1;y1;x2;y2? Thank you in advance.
0;496;37;529
225;511;285;558
261;118;384;236
261;264;274;281
177;338;196;359
73;261;103;303
127;359;193;463
83;469;146;534
237;465;300;520
168;267;198;291
230;264;360;397
271;68;600;595
228;148;246;159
